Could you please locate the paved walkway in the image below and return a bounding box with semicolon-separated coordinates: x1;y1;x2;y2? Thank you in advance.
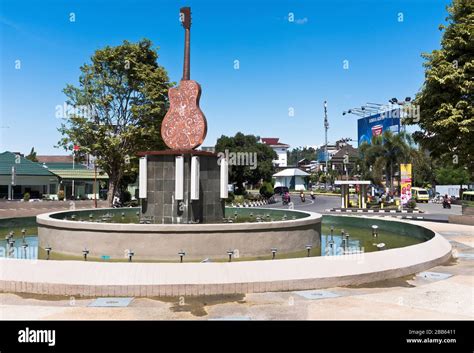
0;221;471;320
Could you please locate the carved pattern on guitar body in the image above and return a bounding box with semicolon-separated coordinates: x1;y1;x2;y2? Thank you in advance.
161;80;207;150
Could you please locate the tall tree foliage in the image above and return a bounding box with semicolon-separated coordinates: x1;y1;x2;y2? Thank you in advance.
57;39;171;205
410;0;474;173
215;133;277;193
287;147;316;165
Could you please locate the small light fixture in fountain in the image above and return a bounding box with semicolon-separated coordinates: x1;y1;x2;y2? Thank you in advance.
45;247;52;260
271;247;278;260
178;250;186;263
21;228;26;241
21;241;28;259
83;248;89;261
305;245;312;257
376;243;386;250
127;250;134;262
372;225;379;237
227;250;234;262
89;214;93;220
330;226;334;239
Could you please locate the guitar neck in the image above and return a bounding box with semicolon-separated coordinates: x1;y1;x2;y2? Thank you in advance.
182;28;190;80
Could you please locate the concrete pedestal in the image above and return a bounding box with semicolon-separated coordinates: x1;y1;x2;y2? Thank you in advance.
137;150;224;224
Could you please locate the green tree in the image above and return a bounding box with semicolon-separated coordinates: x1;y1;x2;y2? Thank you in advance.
410;148;436;187
215;133;277;194
57;39;171;205
25;147;38;162
287;147;316;165
435;166;471;197
410;0;474;173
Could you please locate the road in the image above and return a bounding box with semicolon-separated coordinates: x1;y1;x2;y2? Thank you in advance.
0;196;462;222
264;194;461;222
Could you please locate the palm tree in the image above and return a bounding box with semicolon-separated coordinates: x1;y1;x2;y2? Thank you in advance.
358;131;414;192
381;131;414;192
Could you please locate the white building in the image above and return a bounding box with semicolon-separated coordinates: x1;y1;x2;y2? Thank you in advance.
273;168;310;191
261;138;290;167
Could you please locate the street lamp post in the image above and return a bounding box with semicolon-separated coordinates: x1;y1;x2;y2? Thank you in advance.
324;101;329;190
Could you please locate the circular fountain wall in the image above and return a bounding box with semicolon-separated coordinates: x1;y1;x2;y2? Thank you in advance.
36;208;322;261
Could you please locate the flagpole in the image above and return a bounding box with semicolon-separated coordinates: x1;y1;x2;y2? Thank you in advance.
72;149;75;200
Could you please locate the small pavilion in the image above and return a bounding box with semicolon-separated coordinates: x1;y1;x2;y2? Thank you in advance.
335;180;371;208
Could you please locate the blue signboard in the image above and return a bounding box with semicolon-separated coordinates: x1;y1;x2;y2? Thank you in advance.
317;150;329;163
357;109;401;146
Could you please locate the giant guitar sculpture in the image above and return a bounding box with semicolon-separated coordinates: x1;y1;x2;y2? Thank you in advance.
161;7;207;150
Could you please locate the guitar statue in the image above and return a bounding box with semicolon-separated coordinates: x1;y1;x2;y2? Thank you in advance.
161;7;207;150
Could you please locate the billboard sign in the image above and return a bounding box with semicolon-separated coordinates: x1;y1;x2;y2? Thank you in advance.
400;163;412;206
357;109;401;146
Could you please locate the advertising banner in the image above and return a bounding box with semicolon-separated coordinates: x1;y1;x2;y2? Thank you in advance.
400;163;412;205
357;109;401;146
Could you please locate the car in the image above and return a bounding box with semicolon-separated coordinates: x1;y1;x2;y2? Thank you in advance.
411;187;430;203
274;186;289;195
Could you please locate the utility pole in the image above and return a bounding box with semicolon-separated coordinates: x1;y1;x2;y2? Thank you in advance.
94;162;98;208
324;101;329;189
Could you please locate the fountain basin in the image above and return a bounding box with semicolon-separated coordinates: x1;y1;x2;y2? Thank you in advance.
36;208;322;261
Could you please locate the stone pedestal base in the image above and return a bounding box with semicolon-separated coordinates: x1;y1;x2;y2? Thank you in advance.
137;150;224;224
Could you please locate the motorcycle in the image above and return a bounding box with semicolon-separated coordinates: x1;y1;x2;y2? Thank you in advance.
300;193;306;203
442;199;451;209
282;194;291;205
310;193;315;200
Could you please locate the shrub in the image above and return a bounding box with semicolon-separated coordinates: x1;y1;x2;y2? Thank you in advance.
259;182;274;198
124;199;139;207
234;186;247;196
57;190;65;201
122;190;132;203
234;195;245;204
23;192;30;202
226;192;235;203
406;199;416;209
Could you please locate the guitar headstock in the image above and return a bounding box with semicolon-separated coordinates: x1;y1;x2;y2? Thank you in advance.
180;7;191;30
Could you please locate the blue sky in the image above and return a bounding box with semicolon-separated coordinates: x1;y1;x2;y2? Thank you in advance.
0;0;451;155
